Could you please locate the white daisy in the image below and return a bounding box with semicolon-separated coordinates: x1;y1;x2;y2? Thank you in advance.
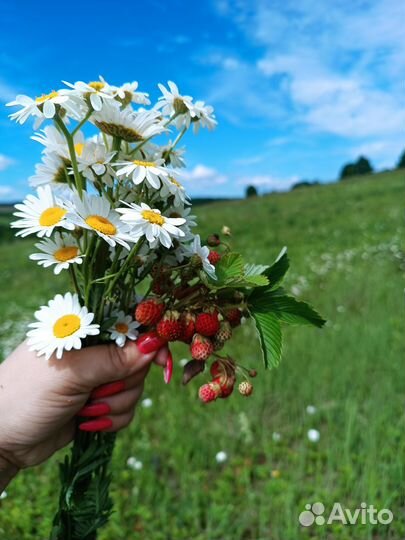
108;310;140;347
63;78;114;111
29;234;83;274
29;152;71;188
159;144;186;168
190;100;217;133
6;91;69;126
92;101;165;142
76;140;116;182
156;81;194;118
109;81;150;106
31;125;84;161
160;176;188;207
117;202;185;249
27;292;99;360
183;234;216;279
68;192;135;249
114;158;168;189
11;185;74;238
166;205;196;240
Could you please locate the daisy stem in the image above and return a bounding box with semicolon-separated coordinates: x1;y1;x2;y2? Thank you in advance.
69;266;80;296
106;239;144;297
71;109;92;136
163;125;187;162
54;115;84;198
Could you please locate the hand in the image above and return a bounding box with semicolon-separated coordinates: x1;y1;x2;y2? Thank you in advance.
0;332;170;489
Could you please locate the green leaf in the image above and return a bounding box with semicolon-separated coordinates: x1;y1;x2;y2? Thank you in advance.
244;263;269;277
263;249;289;288
250;310;282;368
213;253;245;284
250;288;326;328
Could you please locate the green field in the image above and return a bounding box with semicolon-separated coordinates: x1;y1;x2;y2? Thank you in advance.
0;170;404;539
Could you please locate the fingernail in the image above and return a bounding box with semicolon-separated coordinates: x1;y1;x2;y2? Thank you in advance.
164;350;173;384
79;418;113;432
77;402;111;417
137;331;167;354
90;380;125;399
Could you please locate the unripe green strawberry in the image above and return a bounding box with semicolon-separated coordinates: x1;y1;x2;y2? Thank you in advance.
238;381;254;396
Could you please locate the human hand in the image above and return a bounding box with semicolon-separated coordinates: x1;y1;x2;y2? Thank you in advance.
0;332;171;489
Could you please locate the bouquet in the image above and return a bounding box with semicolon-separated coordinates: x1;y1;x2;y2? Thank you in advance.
7;77;325;539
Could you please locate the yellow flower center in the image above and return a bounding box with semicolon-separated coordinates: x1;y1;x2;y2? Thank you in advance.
133;160;156;167
88;81;105;92
170;177;182;188
53;314;81;338
115;322;129;334
54;246;79;262
39;207;67;227
85;215;117;236
36;91;59;103
141;210;165;226
74;143;84;156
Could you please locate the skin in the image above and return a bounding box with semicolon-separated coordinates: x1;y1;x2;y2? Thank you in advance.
0;340;168;490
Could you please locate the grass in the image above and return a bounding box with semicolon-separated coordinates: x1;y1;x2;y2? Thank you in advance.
0;170;404;539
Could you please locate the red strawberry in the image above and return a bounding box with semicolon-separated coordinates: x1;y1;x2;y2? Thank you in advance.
218;376;236;399
135;299;165;326
156;311;184;342
198;381;221;403
190;334;214;361
180;311;196;343
208;250;221;265
195;311;220;337
226;308;242;327
238;381;253;396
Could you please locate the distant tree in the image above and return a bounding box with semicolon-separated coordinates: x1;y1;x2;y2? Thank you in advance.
340;156;373;180
397;149;405;169
246;185;258;198
291;180;320;190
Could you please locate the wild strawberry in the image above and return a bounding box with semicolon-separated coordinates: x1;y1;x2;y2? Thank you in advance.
213;336;224;351
214;321;232;343
135;298;165;326
249;369;257;378
195;311;220;337
156;311;184;342
210;360;226;379
190;334;214;361
198;381;221;403
207;233;221;247
208;250;221;265
180;311;196;343
226;308;242;327
218;377;236;398
238;381;254;396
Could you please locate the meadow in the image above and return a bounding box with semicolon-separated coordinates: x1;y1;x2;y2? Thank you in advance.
0;170;404;539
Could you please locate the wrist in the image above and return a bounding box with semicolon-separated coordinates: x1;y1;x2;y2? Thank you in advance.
0;452;19;491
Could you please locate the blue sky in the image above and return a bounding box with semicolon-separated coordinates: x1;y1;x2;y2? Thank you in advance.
0;0;404;201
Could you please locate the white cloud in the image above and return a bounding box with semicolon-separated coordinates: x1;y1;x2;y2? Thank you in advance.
0;154;15;171
181;164;228;185
238;174;299;192
0;81;17;103
0;185;16;197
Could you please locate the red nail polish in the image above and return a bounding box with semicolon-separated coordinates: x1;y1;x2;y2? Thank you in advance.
90;380;125;399
79;417;113;432
164;350;173;384
137;331;167;354
78;402;111;417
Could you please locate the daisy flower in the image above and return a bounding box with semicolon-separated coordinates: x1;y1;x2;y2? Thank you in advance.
109;81;150;106
29;153;70;188
160;176;188;207
156;81;194;118
190;101;217;133
11;185;74;238
117;202;185;248
27;292;99;360
31;126;84;160
114;157;168;189
92;101;165;142
63;77;114;111
76;140;116;182
29;234;83;274
68;192;134;249
108;310;140;347
6;91;69;126
166;205;196;240
183;234;216;279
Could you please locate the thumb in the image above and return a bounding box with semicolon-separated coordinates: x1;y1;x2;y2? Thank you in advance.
62;340;161;391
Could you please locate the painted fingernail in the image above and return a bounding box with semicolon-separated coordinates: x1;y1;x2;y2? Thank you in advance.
137;331;167;354
164;350;173;384
90;380;125;399
79;417;113;432
77;402;111;417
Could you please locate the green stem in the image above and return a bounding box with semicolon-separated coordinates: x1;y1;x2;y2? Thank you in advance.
54;115;84;197
106;239;143;297
72;108;93;136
